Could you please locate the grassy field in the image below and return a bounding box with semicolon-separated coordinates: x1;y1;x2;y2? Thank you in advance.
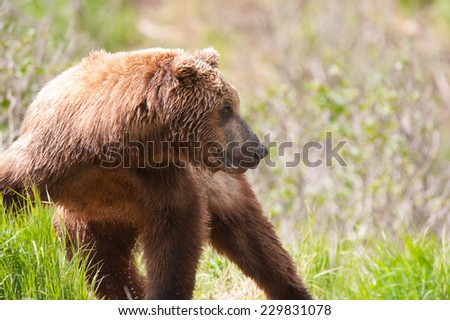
1;200;447;300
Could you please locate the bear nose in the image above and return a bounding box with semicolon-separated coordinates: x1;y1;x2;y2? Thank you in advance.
255;144;268;159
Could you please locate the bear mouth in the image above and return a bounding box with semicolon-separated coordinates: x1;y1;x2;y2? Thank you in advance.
221;155;261;174
205;148;264;174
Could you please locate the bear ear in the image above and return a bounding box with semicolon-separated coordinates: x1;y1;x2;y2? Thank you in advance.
172;57;200;83
195;47;219;69
172;48;219;84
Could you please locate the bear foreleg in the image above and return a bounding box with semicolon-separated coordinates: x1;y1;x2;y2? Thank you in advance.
207;173;312;299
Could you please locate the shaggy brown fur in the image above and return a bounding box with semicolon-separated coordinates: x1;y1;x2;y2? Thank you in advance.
0;48;312;300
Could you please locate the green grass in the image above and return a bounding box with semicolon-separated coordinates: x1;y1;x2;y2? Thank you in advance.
1;199;448;300
299;228;449;299
0;198;94;299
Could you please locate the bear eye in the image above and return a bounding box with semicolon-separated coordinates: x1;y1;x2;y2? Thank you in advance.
221;105;232;116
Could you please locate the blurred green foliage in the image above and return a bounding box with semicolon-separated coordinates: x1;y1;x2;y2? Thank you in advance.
0;0;138;144
398;0;450;30
19;0;138;51
398;0;436;10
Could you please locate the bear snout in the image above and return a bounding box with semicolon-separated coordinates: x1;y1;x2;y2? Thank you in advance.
226;140;267;171
255;144;268;160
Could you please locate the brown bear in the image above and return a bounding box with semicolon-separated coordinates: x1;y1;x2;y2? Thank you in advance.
0;48;312;300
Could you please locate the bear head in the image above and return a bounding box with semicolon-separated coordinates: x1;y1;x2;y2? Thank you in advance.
155;48;268;174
